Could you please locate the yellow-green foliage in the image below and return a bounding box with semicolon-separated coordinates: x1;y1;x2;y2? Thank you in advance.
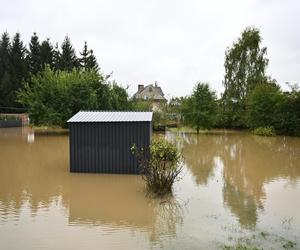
131;138;182;196
150;138;180;163
253;126;275;136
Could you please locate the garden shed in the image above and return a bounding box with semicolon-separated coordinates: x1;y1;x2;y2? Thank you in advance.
67;111;153;174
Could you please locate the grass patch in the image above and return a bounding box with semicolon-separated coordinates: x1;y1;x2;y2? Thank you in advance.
32;125;69;135
253;126;275;136
220;229;297;250
222;244;261;250
260;231;269;239
168;126;247;135
282;241;296;249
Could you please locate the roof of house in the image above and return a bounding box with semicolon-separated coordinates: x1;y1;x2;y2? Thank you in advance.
67;111;153;123
133;84;166;101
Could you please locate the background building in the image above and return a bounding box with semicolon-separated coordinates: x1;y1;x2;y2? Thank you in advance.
132;81;167;111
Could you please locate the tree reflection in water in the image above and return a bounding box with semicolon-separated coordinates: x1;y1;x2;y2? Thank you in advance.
170;131;300;228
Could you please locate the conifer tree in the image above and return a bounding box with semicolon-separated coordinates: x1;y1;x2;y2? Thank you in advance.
79;41;89;70
53;42;61;71
0;32;10;74
59;36;78;71
28;32;41;75
0;32;12;107
9;33;28;107
86;49;99;71
80;41;89;68
40;38;54;69
79;41;99;71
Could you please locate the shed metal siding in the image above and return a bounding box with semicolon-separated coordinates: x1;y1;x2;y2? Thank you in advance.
0;120;22;128
69;121;151;174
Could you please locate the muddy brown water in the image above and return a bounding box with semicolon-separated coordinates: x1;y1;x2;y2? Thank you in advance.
0;128;300;249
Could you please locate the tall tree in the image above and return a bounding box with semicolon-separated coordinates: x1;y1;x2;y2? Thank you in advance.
87;49;98;71
181;82;217;133
40;38;54;69
59;36;78;71
53;42;61;71
0;32;10;74
80;41;89;69
0;32;12;107
28;32;41;75
223;27;268;101
222;27;269;127
8;33;28;107
79;41;99;71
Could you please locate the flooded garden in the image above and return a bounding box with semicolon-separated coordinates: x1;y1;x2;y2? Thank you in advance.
0;127;300;249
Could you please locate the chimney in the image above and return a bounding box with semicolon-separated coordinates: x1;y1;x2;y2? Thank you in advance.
138;84;144;92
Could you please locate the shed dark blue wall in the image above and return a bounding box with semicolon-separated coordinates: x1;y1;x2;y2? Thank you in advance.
69;121;151;174
0;120;22;128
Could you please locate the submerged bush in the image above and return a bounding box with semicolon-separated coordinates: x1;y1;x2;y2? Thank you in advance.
131;138;183;196
253;126;275;136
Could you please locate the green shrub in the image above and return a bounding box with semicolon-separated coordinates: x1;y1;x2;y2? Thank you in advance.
18;66;130;127
131;138;183;196
253;126;275;136
246;83;300;136
152;111;167;131
246;83;283;129
275;90;300;136
129;99;152;111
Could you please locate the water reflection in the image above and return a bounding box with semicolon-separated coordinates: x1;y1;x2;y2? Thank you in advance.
0;128;182;246
171;131;300;228
0;132;67;218
27;132;34;143
66;175;184;243
179;133;220;185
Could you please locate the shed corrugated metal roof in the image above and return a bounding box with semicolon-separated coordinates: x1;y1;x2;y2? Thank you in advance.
67;111;153;123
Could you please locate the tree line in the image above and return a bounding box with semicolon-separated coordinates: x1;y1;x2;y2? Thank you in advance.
1;28;299;136
0;31;130;127
0;32;99;109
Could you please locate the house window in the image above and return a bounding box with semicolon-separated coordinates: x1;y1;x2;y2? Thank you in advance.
149;87;153;92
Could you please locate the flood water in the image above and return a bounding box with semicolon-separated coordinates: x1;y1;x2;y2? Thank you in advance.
0;128;300;249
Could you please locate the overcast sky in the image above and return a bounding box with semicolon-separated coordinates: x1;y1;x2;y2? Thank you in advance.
1;0;300;98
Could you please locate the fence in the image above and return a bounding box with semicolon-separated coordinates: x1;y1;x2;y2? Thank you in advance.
0;113;29;128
